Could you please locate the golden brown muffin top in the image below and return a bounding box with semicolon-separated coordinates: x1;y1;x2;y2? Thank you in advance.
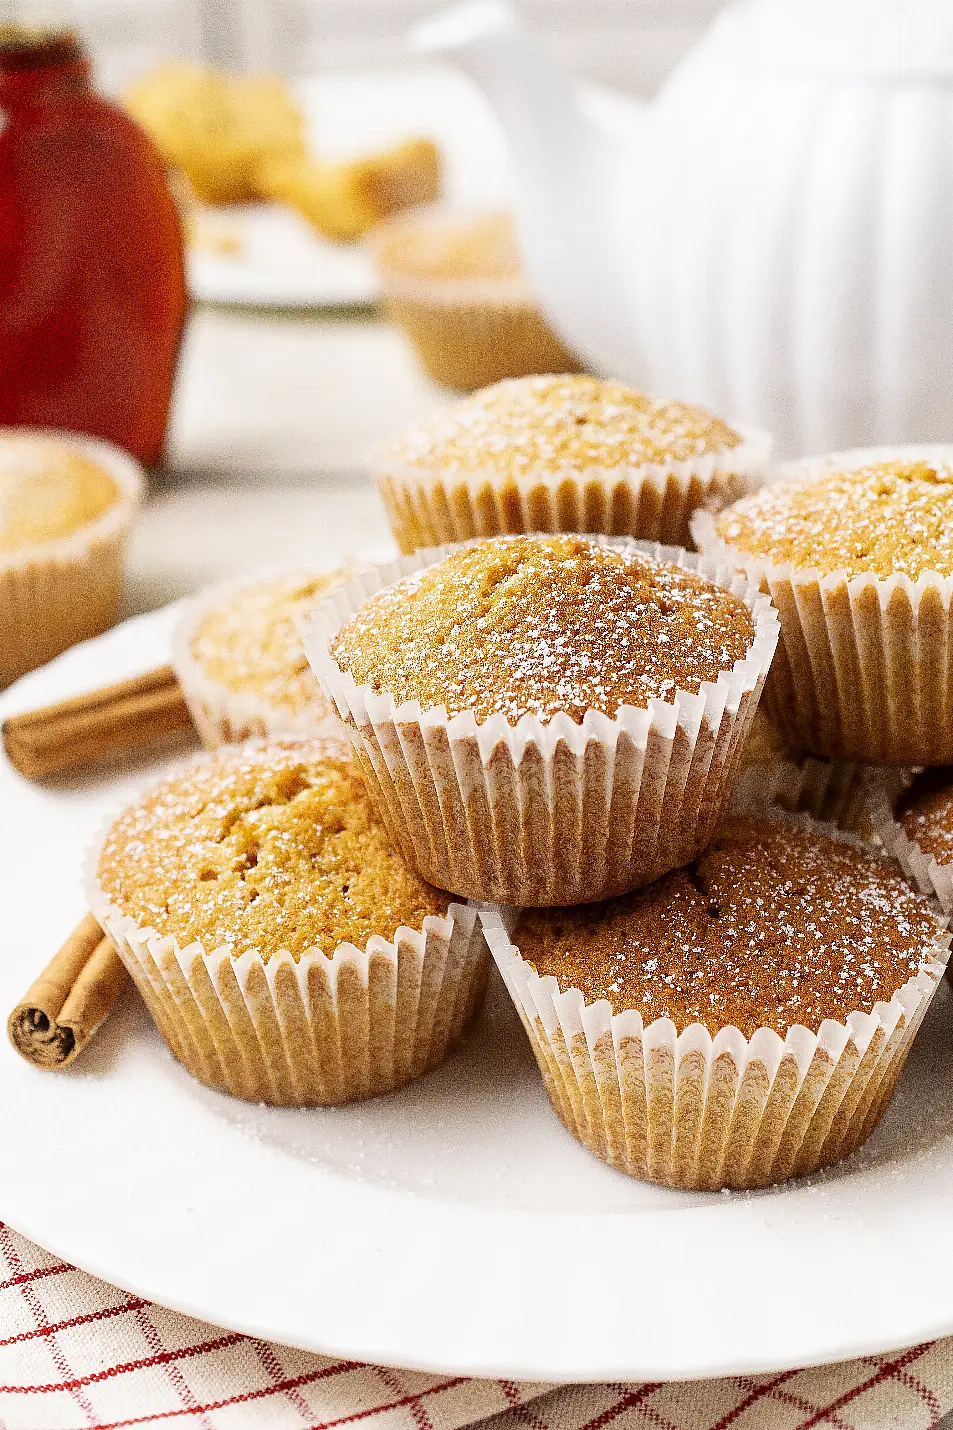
380;376;743;476
375;211;521;284
0;437;120;552
515;818;937;1037
96;740;448;961
897;770;953;862
190;570;348;714
331;535;756;725
716;458;953;579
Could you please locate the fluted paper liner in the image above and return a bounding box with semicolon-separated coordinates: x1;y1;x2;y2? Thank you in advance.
0;431;143;688
172;569;345;748
693;444;953;765
870;775;953;917
481;802;950;1191
83;760;490;1106
732;748;913;839
375;425;773;556
301;539;780;907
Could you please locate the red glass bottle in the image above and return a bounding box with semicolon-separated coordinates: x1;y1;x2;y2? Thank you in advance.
0;24;188;467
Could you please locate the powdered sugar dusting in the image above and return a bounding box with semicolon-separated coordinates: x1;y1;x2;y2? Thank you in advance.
516;819;939;1037
382;375;742;476
899;769;953;861
191;569;349;714
97;741;446;962
717;459;953;579
330;534;755;724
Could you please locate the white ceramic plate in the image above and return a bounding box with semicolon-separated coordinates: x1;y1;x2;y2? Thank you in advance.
4;607;953;1382
187;67;642;309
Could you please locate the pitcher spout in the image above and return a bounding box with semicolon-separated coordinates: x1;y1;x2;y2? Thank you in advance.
412;0;643;380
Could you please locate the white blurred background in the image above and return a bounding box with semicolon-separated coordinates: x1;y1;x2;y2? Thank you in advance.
64;0;732;606
78;0;723;95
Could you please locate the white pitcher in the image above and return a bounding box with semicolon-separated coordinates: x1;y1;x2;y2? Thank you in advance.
415;0;953;456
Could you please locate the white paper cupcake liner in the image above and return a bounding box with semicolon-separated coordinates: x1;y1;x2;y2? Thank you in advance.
870;773;953;917
732;748;914;839
172;568;346;748
376;424;774;556
693;444;953;765
480;800;950;1191
83;753;490;1106
0;431;143;688
300;538;781;907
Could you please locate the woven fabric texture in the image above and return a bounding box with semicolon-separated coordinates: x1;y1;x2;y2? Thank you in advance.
1;1222;952;1430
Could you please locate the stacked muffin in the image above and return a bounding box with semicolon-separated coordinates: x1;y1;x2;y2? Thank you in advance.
306;532;777;905
86;385;951;1193
694;444;953;907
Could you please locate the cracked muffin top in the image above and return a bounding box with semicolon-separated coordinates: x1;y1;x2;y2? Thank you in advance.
514;817;939;1037
379;375;744;477
95;738;448;960
716;457;953;580
330;534;756;725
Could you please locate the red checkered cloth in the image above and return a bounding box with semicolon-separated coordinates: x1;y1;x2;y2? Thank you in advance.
1;1222;951;1430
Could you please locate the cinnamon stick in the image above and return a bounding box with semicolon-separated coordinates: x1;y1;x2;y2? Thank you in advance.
8;914;129;1069
3;665;193;780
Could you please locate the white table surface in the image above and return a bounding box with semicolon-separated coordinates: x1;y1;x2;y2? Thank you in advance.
129;304;442;612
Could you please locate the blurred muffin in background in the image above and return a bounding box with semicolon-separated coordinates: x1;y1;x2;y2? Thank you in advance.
124;63;443;244
374;374;771;553
368;208;578;391
0;431;143;687
173;567;351;747
259;138;442;243
123;63;306;204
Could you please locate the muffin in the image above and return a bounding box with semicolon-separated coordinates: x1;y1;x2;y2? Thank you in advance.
302;534;779;906
694;444;953;764
374;374;773;555
873;769;953;915
368;209;578;393
172;568;350;746
481;809;949;1190
261;139;442;244
0;430;143;687
86;737;489;1105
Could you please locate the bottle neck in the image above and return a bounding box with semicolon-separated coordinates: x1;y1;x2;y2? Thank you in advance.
0;27;89;102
